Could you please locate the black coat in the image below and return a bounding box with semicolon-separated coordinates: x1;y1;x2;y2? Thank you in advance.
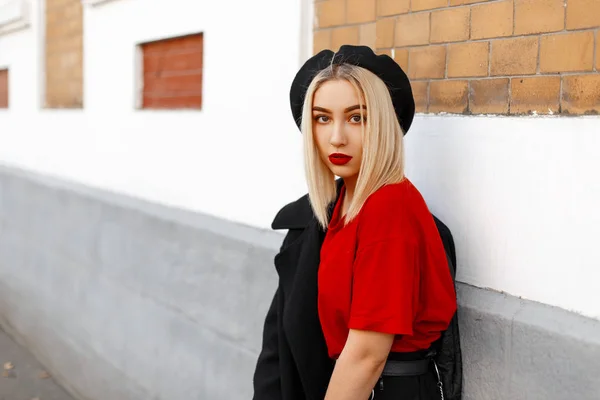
252;187;459;400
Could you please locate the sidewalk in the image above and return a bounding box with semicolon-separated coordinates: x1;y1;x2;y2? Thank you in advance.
0;327;75;400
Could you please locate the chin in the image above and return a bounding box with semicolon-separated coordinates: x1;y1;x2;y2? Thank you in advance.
329;165;358;179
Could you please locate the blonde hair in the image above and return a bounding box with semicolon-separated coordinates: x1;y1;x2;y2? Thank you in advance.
300;64;406;229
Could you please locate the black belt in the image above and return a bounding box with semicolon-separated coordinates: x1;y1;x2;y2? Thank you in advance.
381;358;430;376
333;352;433;377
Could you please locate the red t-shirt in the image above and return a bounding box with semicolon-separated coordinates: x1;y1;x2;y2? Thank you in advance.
318;178;457;359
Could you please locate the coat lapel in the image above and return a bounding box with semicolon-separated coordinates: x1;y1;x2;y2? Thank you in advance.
272;180;344;400
282;218;333;400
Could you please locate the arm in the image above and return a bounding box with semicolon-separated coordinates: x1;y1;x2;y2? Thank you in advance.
252;288;281;400
324;329;394;400
323;238;417;400
323;198;419;398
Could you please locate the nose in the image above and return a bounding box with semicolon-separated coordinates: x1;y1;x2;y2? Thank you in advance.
329;120;347;148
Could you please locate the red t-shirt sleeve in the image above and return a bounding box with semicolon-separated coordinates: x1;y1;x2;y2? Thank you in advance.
348;238;418;335
348;186;420;335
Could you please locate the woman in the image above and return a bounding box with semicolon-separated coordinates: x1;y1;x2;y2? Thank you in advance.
253;45;458;400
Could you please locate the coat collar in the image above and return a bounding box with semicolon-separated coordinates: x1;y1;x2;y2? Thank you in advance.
271;178;345;400
271;193;314;230
271;179;344;230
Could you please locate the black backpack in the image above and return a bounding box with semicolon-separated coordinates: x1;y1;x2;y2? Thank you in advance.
430;215;463;400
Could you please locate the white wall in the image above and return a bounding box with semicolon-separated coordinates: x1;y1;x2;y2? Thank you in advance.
1;0;599;322
404;115;600;321
0;0;310;229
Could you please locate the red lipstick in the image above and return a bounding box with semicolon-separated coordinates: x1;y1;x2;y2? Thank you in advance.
328;153;352;166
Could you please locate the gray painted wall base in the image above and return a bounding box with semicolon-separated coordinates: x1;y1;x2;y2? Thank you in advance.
0;164;598;400
459;285;600;400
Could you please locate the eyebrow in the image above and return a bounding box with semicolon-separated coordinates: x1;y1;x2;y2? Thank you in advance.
312;104;367;113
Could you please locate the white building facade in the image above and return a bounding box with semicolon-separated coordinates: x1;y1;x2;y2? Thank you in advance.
1;0;599;399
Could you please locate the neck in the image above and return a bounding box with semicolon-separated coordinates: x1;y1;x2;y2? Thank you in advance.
342;176;358;204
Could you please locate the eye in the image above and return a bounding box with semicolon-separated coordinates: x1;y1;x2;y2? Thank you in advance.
314;115;330;123
350;114;365;123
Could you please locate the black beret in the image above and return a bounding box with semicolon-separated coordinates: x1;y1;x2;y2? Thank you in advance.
289;45;416;135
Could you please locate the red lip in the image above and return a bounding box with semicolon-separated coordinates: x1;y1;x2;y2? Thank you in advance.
328;153;352;166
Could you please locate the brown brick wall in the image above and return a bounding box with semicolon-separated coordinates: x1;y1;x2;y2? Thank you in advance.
313;0;600;115
0;69;8;108
45;0;83;108
141;33;203;109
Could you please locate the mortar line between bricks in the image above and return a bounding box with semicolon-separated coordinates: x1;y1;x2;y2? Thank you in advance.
594;30;598;72
316;21;377;31
563;0;568;31
410;0;511;16
538;69;596;75
428;12;432;45
357;0;530;29
488;40;493;76
559;76;564;113
468;3;473;40
392;13;397;49
382;27;598;50
409;71;597;83
537;34;541;74
426;81;431;113
443;44;448;78
467;80;472;113
508;76;512;114
540;27;598;37
512;0;516;35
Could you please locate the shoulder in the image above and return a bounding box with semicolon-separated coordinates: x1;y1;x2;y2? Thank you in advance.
271;179;344;230
271;193;314;230
357;178;431;242
361;178;430;219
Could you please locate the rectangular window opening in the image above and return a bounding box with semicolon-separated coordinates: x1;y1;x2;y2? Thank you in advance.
139;32;204;110
0;68;8;109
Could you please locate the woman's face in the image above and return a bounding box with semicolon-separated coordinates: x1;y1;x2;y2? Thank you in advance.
312;79;365;183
